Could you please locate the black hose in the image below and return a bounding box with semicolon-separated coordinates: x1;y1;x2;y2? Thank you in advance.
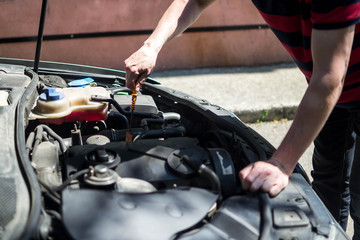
91;95;159;119
96;129;143;142
46;210;62;221
140;118;165;131
25;132;35;156
18;69;42;240
259;193;271;240
96;126;186;142
181;156;222;201
38;179;61;205
33;125;43;152
198;165;222;197
37;179;61;199
53;169;88;192
135;126;186;141
108;111;129;129
35;124;66;153
44;191;61;205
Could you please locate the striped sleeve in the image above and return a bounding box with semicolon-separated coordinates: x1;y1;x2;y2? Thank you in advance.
311;0;360;29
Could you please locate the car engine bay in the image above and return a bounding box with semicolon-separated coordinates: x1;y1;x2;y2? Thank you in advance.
24;72;253;239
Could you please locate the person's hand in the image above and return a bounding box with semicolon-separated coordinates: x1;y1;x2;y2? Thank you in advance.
125;44;158;92
239;158;290;197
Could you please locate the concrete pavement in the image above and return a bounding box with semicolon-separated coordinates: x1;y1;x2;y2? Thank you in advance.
151;63;307;123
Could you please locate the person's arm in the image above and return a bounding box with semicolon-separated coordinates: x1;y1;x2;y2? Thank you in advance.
125;0;215;91
239;25;355;197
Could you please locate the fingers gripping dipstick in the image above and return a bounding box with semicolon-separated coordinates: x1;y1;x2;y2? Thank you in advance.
125;82;138;142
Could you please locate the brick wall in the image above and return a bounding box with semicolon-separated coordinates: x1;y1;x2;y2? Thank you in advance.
0;0;291;71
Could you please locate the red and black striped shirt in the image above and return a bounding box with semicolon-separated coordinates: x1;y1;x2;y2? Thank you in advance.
252;0;360;103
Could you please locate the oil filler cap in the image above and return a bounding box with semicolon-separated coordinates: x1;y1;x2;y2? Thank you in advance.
167;148;206;178
39;88;65;101
85;148;121;169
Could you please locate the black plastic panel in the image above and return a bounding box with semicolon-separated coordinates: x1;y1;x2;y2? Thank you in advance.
62;188;218;240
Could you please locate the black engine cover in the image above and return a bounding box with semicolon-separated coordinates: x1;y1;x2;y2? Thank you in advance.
65;137;220;190
62;188;218;240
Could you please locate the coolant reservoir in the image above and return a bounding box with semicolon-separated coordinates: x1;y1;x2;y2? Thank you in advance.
30;87;110;124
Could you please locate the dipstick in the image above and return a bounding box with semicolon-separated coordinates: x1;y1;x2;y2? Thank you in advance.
125;82;138;142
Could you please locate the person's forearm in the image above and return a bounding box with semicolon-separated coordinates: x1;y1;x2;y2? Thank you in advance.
272;76;343;175
271;27;353;175
143;0;215;54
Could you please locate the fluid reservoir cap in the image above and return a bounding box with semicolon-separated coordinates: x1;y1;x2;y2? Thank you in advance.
39;88;65;101
86;135;110;145
67;77;94;87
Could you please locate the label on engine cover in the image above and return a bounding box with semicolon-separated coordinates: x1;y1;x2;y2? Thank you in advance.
216;150;233;175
